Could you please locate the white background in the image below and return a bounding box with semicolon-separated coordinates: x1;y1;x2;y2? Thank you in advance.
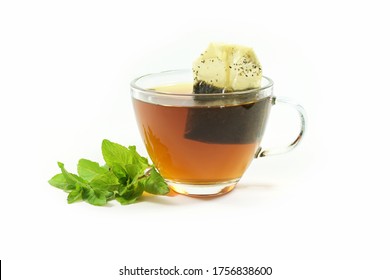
1;0;389;279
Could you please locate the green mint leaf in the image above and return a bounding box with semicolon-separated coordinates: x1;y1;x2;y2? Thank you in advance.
87;173;119;204
67;185;83;203
81;185;107;206
48;173;68;190
57;162;87;188
90;172;119;193
77;159;106;181
125;164;143;181
110;163;128;184
51;140;171;206
102;139;133;166
144;168;169;195
102;139;151;168
128;145;149;169
116;182;144;205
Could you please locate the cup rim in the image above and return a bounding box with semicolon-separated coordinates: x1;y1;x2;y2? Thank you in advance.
130;69;273;97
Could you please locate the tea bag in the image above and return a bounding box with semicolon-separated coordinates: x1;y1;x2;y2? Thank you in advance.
192;42;262;93
185;43;264;144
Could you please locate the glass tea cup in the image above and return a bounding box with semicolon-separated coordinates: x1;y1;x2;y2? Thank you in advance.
130;70;306;197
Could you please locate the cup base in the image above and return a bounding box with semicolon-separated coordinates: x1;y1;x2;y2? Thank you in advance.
167;179;238;197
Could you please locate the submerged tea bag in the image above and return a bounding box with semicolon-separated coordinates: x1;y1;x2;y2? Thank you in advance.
185;43;267;144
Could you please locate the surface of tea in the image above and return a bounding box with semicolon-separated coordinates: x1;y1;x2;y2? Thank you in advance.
133;83;272;183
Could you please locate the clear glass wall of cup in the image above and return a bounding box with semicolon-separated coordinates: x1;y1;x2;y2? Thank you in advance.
131;70;306;197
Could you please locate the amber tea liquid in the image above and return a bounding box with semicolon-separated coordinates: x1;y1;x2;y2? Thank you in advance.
132;83;272;186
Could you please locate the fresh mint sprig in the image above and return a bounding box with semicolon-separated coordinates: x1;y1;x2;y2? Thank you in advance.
49;139;169;206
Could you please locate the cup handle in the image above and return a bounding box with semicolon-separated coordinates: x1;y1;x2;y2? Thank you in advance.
255;96;307;158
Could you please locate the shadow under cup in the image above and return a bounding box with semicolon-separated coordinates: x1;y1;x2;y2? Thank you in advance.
131;70;305;197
